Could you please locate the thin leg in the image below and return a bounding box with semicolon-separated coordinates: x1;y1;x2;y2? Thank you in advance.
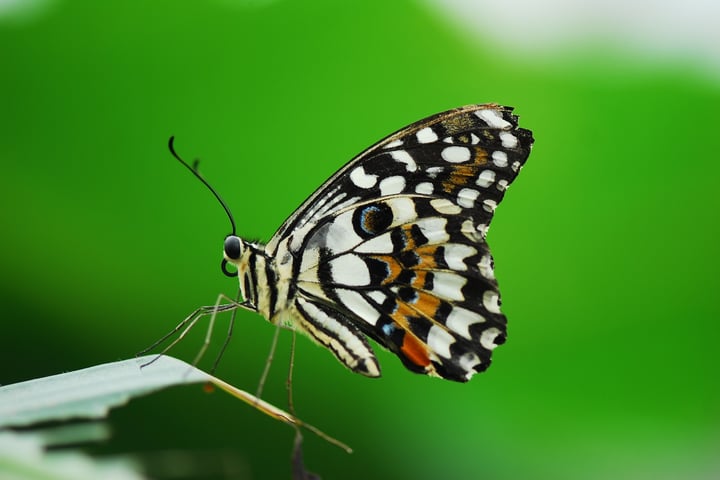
191;293;242;367
210;290;243;375
255;323;281;399
287;330;297;417
137;295;254;368
137;302;240;356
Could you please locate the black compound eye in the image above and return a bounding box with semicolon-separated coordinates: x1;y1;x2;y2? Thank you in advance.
224;235;242;260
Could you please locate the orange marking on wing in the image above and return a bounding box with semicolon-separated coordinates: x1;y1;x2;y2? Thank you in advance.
442;165;474;193
390;302;432;368
412;291;442;318
400;225;417;251
441;147;489;193
371;255;404;284
390;300;434;372
414;246;439;268
411;270;426;290
390;301;416;326
403;289;446;327
400;332;431;368
473;146;489;165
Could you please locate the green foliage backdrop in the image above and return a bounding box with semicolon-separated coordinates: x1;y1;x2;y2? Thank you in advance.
1;1;718;478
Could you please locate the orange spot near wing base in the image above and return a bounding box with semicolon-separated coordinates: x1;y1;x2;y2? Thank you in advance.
390;301;432;369
400;330;431;368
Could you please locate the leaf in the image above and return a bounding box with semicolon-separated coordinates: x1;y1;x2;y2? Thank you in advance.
0;430;145;480
0;355;209;428
0;355;351;451
0;356;351;480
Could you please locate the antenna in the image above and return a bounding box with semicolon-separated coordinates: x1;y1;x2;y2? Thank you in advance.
168;136;237;235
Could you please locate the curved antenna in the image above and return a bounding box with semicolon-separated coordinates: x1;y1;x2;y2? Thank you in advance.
168;136;237;235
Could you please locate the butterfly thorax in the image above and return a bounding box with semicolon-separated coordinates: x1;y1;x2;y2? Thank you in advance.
227;235;305;327
231;239;280;321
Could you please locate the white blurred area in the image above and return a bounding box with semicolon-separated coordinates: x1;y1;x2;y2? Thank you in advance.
424;0;720;75
0;0;54;22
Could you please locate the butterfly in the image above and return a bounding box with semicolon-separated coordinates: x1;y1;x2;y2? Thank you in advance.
178;104;533;382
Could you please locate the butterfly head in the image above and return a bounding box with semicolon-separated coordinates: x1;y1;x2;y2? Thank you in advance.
221;234;261;308
221;234;244;277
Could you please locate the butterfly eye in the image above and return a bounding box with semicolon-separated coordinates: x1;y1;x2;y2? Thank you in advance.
224;235;242;260
222;236;241;278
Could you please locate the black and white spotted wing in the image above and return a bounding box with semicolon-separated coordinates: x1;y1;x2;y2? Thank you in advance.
223;104;533;382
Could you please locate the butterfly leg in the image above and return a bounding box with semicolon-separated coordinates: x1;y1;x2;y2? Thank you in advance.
209;292;243;374
138;294;255;368
255;323;281;398
286;330;297;416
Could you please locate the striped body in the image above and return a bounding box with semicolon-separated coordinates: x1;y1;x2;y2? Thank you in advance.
225;104;533;382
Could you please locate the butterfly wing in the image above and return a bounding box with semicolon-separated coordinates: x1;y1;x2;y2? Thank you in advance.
267;104;533;381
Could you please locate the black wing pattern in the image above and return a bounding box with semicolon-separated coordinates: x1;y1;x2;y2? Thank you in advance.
267;104;533;381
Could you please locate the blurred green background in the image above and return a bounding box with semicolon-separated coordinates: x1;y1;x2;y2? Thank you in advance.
2;0;719;479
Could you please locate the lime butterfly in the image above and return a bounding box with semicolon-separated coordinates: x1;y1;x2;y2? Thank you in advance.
178;104;532;382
